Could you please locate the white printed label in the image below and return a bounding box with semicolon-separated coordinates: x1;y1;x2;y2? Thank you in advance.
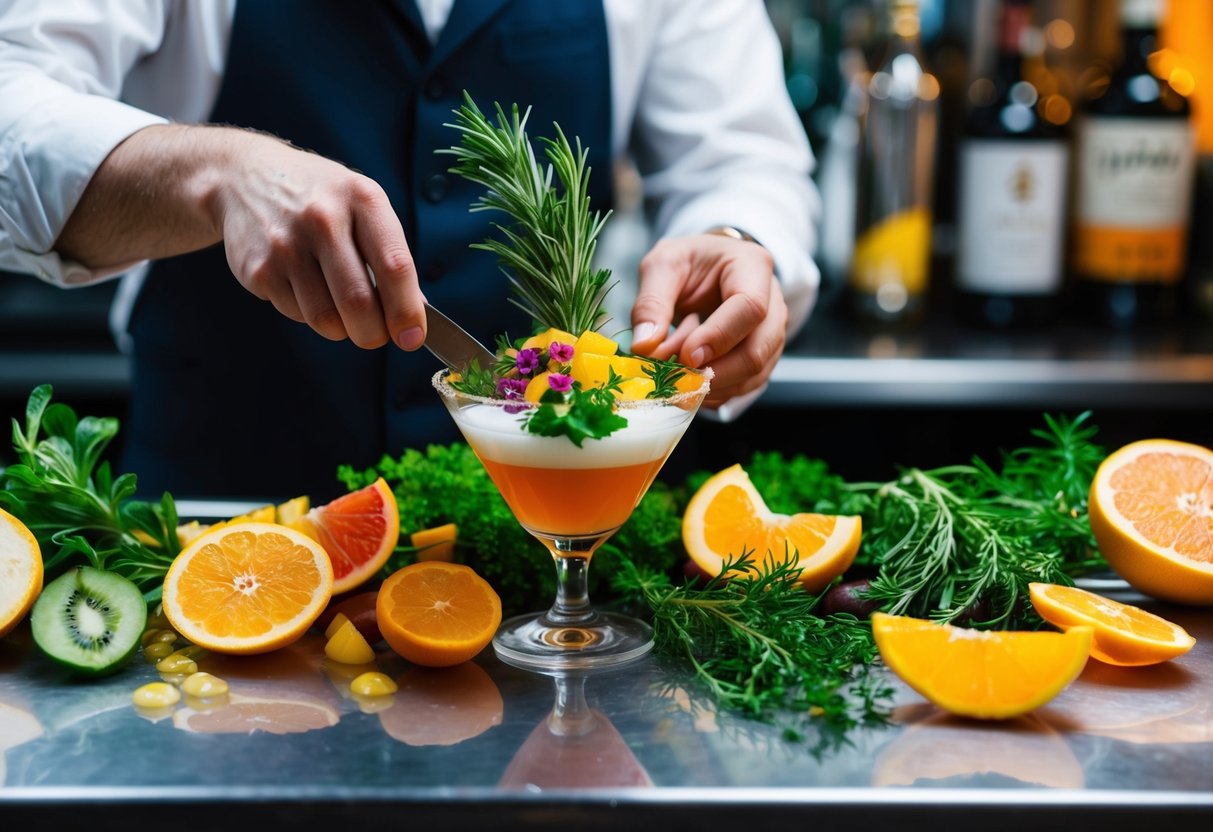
1075;116;1196;228
956;140;1069;294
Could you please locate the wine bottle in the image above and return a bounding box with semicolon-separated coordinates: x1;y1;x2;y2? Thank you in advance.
1070;0;1196;328
953;0;1070;329
848;0;940;327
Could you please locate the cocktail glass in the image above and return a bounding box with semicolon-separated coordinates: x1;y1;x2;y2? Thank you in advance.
433;368;711;670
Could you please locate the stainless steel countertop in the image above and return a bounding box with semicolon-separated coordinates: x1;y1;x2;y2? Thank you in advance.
3;585;1212;831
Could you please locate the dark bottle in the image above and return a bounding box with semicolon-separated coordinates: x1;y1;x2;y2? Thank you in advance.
953;0;1070;329
1069;0;1196;328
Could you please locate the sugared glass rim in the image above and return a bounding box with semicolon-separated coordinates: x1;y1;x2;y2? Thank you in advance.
431;366;713;410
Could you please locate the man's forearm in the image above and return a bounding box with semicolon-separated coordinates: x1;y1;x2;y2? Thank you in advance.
55;124;246;269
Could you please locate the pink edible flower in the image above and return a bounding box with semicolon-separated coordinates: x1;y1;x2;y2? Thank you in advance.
548;341;575;363
547;373;574;393
496;377;528;400
515;348;540;376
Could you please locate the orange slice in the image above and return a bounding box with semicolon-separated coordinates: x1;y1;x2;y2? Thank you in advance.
292;477;400;594
0;508;43;638
682;464;862;592
1028;582;1196;666
410;522;457;563
1088;438;1213;605
871;612;1092;720
162;522;334;655
376;562;502;667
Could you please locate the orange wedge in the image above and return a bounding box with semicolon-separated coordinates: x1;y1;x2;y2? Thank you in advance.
291;477;400;595
162;522;334;655
682;464;861;592
410;522;457;563
1028;582;1196;666
0;508;42;638
376;561;502;667
1088;438;1213;605
871;612;1092;720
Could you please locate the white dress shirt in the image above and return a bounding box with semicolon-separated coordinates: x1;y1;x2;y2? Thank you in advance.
0;0;820;370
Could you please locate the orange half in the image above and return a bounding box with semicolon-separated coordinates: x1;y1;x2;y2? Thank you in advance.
1029;582;1196;666
1088;438;1213;605
682;464;861;592
0;508;42;638
871;612;1092;720
376;562;502;667
162;522;334;655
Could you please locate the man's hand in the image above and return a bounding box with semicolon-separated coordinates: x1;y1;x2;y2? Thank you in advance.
57;124;427;351
629;234;787;407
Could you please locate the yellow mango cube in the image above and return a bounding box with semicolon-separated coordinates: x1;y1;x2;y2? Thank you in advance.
570;353;650;388
525;371;553;403
573;330;618;357
521;327;577;352
615;377;656;401
325;619;376;665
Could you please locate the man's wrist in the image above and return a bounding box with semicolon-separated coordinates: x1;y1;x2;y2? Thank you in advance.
705;225;759;245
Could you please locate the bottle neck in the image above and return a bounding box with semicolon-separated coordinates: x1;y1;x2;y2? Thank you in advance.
995;1;1031;78
1120;26;1157;76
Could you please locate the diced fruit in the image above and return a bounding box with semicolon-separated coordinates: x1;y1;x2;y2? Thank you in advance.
682;464;862;593
411;522;458;563
0;507;42;638
1028;582;1196;666
290;478;400;595
675;369;708;395
132;682;181;709
161;522;334;655
351;671;398;697
315;591;381;645
176;521;210;547
573;330;619;356
275;495;310;527
377;562;502;667
570;353;649;388
31;566;147;676
325;619;376;665
614;377;656;401
524;371;552;403
181;672;229;698
324;612;352;641
1087;438;1213;605
871;612;1092;720
521;327;577;351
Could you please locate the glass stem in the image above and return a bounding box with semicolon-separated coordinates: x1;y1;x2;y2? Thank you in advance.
547;552;595;625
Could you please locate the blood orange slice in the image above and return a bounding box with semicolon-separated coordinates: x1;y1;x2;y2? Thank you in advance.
292;478;400;594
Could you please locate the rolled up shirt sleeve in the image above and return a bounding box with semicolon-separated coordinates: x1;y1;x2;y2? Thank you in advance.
627;0;821;338
0;0;170;287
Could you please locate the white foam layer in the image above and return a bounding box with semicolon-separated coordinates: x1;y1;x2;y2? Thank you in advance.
452;403;695;468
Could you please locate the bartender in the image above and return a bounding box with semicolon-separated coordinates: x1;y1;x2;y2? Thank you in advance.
0;0;820;501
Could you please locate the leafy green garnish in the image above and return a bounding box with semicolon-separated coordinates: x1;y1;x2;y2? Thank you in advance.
441;92;614;336
1;385;179;602
524;375;627;447
447;359;498;398
641;354;689;399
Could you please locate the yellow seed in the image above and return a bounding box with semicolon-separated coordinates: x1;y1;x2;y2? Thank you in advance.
156;654;198;675
324;612;352;641
143;642;175;661
132;682;181;709
141;628;163;646
153;629;180;644
350;672;398;697
181;672;229;698
325;620;376;665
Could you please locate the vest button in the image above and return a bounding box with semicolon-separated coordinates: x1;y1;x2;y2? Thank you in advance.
423;174;448;203
423;76;446;100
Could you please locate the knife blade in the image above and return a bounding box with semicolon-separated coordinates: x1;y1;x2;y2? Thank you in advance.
423;302;497;373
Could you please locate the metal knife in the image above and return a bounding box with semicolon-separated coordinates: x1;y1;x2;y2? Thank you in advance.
423;302;497;372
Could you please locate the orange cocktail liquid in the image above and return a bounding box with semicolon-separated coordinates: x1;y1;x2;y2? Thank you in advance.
476;454;670;538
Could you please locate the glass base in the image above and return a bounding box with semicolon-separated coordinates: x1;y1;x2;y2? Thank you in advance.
492;610;654;671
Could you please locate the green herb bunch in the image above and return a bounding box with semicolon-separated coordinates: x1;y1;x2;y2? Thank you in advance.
441;92;614;336
1;385;179;601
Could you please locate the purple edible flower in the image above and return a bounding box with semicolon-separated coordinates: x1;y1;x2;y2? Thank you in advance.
496;377;528;400
515;348;540;376
548;341;575;363
547;373;574;393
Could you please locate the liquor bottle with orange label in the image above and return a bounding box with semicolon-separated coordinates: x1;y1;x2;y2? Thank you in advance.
1070;0;1196;328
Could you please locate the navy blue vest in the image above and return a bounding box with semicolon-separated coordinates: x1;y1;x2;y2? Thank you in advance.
121;0;613;502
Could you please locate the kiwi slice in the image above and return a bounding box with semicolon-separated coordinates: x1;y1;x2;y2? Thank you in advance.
31;566;147;676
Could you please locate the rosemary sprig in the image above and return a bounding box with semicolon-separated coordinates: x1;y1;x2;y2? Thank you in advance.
640;354;689;399
614;550;891;727
441;92;614;335
1;385;180;602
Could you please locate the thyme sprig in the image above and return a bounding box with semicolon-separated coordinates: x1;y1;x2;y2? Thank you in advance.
613;550;891;728
441;92;614;335
1;385;179;602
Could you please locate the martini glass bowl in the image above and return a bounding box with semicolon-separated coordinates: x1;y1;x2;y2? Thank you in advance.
433;368;711;670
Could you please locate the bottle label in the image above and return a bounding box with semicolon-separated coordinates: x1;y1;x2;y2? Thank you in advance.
956;140;1069;294
1073;116;1196;283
